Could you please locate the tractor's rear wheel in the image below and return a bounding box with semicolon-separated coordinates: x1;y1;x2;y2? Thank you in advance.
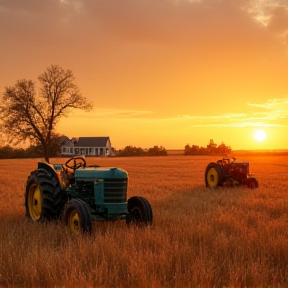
64;199;92;234
25;169;65;222
126;196;153;226
205;163;225;189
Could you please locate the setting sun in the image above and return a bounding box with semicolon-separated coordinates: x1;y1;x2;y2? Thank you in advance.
254;129;266;142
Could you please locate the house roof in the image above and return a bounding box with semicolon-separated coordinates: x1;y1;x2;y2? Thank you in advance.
58;135;72;146
75;137;110;147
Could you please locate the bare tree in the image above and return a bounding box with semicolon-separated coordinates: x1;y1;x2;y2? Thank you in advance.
0;65;93;162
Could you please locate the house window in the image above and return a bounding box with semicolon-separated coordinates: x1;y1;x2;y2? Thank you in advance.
63;147;66;153
70;148;73;153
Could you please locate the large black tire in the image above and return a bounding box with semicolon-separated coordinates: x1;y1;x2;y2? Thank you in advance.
25;169;66;222
205;162;225;188
64;199;92;234
126;196;153;226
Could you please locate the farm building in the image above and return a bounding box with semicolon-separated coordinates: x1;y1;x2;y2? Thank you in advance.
60;136;112;157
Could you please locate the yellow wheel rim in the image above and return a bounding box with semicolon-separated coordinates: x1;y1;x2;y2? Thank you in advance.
68;210;81;234
207;167;219;188
28;183;42;221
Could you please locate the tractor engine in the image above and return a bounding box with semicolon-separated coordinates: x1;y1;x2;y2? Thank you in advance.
67;167;128;218
223;161;250;184
75;180;94;196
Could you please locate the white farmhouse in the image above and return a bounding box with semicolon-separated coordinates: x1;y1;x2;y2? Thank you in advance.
61;136;112;157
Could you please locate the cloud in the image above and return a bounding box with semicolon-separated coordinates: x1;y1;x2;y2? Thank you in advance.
1;0;287;121
178;113;247;120
84;0;259;44
60;0;83;14
67;108;154;119
189;123;283;128
68;98;288;129
245;0;288;41
0;0;59;17
0;0;84;33
159;98;288;127
268;6;288;33
1;0;287;61
184;98;288;127
1;0;287;47
247;98;288;109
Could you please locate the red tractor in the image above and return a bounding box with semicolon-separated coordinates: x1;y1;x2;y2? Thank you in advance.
205;157;258;189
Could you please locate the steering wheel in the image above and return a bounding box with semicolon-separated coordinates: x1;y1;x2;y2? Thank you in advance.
65;156;86;171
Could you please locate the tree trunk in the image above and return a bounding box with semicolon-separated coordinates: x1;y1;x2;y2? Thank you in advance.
43;144;50;163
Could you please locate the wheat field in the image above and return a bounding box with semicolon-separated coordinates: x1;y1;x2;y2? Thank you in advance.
0;155;288;288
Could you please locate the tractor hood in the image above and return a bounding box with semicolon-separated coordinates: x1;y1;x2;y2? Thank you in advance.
232;162;250;166
74;167;128;179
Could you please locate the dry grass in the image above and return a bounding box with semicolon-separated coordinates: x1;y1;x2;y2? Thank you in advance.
1;155;288;287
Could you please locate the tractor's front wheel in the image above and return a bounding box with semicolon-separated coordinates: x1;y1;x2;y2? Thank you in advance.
64;199;92;234
205;163;225;189
126;196;153;226
246;178;259;189
25;169;65;222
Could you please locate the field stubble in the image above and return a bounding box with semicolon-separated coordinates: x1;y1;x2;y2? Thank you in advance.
1;155;288;288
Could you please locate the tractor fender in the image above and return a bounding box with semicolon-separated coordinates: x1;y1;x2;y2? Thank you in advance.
37;162;58;176
37;162;65;189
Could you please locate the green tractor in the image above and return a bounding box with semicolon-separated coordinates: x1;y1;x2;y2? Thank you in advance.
205;157;258;189
25;156;153;234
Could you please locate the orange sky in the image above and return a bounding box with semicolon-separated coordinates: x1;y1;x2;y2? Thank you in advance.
0;0;287;150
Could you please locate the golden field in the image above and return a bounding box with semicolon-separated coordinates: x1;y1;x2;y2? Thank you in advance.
1;155;288;288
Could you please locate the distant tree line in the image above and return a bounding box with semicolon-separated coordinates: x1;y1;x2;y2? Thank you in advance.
184;139;232;156
0;144;168;159
0;137;61;159
0;139;231;159
116;146;167;157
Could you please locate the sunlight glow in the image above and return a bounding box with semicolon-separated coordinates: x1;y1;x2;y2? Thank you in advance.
254;129;266;142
